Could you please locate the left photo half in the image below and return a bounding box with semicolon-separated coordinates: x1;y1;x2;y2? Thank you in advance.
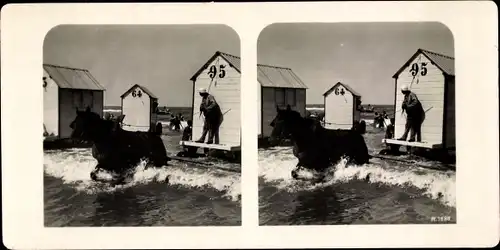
42;24;242;227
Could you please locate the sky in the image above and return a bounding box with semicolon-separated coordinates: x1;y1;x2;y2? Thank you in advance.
44;25;240;107
258;22;454;105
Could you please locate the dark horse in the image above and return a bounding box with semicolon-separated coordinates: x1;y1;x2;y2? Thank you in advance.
70;107;170;184
269;105;371;180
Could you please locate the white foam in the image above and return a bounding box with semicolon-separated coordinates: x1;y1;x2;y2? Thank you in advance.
258;147;456;207
44;149;241;201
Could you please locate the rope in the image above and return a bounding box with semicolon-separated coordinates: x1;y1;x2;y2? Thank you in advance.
195;108;231;119
321;121;355;126
396;105;434;116
169;155;240;173
409;54;423;89
121;123;152;128
207;57;220;93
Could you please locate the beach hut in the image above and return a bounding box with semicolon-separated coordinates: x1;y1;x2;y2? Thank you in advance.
43;64;105;139
323;82;362;130
383;48;455;150
181;51;242;152
120;84;159;132
180;51;308;151
257;64;308;139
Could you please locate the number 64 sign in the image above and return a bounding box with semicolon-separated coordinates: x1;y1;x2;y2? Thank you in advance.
132;89;142;98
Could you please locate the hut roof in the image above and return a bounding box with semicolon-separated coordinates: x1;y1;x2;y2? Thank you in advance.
190;51;308;89
257;64;308;89
323;82;361;97
393;48;455;78
43;64;105;91
120;84;158;99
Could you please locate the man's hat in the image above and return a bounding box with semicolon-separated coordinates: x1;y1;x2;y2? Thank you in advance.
198;88;208;94
400;84;410;91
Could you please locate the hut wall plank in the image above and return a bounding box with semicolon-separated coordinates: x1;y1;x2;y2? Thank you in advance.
43;69;59;136
296;89;307;117
92;91;104;118
445;77;456;148
354;96;362;123
261;87;276;138
257;84;262;136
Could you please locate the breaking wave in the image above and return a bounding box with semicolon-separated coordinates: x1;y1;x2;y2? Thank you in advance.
44;148;241;201
258;147;456;207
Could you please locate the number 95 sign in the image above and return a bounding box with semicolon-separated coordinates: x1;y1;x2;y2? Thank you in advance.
409;62;428;77
208;65;226;79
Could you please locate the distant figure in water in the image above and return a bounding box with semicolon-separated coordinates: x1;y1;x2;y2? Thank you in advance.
182;120;193;141
373;112;380;128
170;115;181;131
178;113;185;122
382;111;388;119
178;120;197;157
398;85;425;142
351;120;366;135
373;111;386;128
385;118;395;139
155;122;163;136
378;113;386;128
366;104;373;112
379;117;403;156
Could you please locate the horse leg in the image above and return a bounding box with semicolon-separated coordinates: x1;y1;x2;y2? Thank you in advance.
291;150;309;179
90;164;101;181
111;175;127;186
351;136;370;165
291;162;303;179
110;162;131;186
150;136;170;168
315;169;327;183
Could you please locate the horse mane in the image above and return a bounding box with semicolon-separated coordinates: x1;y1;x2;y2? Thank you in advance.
287;109;323;131
79;110;123;141
279;108;325;143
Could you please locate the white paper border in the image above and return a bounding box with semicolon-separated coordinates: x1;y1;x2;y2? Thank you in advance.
1;1;498;249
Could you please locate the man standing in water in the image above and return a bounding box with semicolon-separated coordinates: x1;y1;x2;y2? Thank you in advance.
398;85;425;142
196;88;223;144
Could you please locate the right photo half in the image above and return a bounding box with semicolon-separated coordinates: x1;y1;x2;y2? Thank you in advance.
257;22;456;225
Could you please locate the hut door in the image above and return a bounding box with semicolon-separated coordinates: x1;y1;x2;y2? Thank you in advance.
83;91;94;111
72;90;85;109
286;89;296;108
275;89;285;108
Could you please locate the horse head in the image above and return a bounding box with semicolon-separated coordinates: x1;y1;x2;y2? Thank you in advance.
70;106;106;141
269;104;302;145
